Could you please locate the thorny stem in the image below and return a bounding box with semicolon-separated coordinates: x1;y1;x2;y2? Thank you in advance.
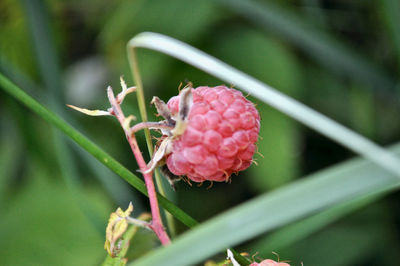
107;87;170;245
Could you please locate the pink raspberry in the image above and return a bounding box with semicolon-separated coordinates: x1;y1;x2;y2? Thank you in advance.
164;85;260;183
250;259;290;266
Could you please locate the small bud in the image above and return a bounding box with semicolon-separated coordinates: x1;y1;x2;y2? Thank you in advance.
104;203;134;257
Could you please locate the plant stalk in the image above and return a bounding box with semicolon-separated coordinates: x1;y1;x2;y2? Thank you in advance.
107;87;170;245
127;45;176;237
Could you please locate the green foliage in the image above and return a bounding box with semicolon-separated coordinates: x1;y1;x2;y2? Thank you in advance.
0;0;37;79
130;143;400;266
0;168;110;265
1;1;400;265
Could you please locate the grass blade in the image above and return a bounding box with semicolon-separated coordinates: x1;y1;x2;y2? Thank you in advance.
0;58;134;207
250;176;387;253
0;72;197;228
22;0;109;232
3;72;400;265
130;144;400;266
128;32;400;179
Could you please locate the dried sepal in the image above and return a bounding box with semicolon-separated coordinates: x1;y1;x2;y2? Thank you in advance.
129;121;173;136
143;136;173;174
67;104;111;116
151;96;175;127
171;86;192;136
140;85;194;185
177;85;193;121
148;121;174;135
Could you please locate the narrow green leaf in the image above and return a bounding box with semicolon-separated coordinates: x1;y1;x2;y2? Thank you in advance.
130;144;400;266
1;59;134;207
73;145;138;207
128;32;400;179
0;73;197;229
23;0;105;233
250;182;384;253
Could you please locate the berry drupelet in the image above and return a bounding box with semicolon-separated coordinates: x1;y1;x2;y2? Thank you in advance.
146;85;260;185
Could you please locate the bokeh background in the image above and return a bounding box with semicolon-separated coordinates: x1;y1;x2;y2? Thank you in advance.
1;0;400;265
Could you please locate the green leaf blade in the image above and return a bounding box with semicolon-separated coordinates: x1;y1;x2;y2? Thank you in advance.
130;144;400;266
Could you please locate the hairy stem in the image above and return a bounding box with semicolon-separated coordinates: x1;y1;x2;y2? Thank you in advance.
127;45;177;237
107;87;170;245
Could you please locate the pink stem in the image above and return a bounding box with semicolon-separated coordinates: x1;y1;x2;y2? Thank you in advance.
107;87;170;245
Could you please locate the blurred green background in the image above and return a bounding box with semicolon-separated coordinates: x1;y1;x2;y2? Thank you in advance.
1;0;400;265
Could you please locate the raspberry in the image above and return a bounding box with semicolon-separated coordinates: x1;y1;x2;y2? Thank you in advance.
250;259;290;266
164;85;260;183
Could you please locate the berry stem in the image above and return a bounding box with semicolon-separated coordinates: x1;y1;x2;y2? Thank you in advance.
107;86;171;245
128;46;177;237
